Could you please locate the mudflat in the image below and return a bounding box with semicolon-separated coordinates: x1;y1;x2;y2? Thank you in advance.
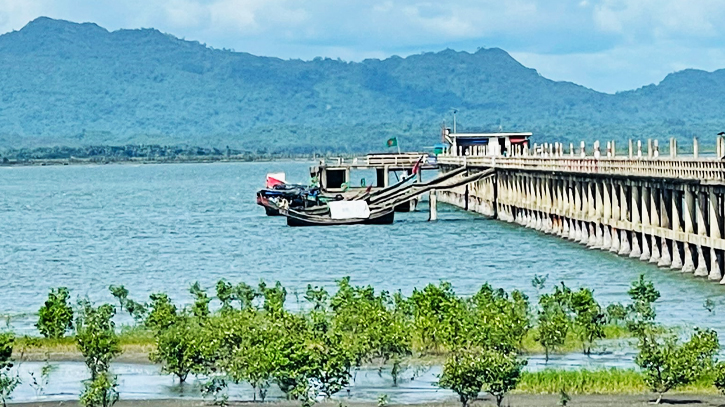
10;395;725;407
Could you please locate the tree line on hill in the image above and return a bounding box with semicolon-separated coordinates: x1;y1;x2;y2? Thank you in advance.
1;18;725;152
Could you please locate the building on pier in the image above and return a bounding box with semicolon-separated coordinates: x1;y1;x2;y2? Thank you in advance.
444;130;532;157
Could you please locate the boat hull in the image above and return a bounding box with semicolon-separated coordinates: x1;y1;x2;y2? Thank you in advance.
285;209;395;227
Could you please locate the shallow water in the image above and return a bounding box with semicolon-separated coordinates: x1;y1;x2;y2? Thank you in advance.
1;161;723;334
12;351;639;404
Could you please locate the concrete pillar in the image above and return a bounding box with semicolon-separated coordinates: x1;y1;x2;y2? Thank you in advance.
671;190;683;269
428;190;438;221
618;183;631;255
602;181;612;250
647;139;653;159
708;189;722;281
658;188;672;267
383;165;390;187
649;184;661;264
594;181;604;248
670;137;677;158
640;184;651;261
695;191;709;277
630;184;642;258
682;187;696;273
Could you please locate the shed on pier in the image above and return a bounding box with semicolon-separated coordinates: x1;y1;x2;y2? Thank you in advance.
444;130;532;157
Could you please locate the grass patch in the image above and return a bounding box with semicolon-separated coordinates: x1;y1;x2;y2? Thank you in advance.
13;323;634;362
519;324;632;355
516;369;720;395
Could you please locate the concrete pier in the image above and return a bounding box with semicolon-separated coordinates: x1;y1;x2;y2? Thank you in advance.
438;138;725;285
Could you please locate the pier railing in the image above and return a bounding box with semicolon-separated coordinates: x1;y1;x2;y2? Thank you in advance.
321;154;431;168
437;155;725;182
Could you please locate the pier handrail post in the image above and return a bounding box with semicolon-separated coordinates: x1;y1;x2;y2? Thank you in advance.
654;140;659;159
693;137;699;159
628;139;633;159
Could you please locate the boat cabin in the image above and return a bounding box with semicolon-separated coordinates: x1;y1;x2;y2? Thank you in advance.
443;130;532;157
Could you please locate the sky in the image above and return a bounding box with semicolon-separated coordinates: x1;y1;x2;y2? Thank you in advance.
1;0;724;94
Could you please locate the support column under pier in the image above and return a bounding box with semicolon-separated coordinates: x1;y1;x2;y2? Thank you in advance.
682;187;696;273
640;184;651;261
619;183;632;256
695;191;709;277
658;188;672;267
649;184;661;264
670;190;684;270
709;188;722;281
630;183;642;258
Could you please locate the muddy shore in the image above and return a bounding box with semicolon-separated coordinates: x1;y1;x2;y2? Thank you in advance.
11;395;725;407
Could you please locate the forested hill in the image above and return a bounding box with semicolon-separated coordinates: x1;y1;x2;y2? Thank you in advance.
1;17;724;153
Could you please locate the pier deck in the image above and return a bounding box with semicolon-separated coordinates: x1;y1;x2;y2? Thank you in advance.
437;137;725;285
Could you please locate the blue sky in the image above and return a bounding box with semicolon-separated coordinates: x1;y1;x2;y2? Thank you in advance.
1;0;724;93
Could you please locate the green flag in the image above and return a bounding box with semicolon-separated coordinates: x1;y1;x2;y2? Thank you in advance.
386;137;398;147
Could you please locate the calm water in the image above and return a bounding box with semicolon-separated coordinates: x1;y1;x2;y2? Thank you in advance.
2;161;725;402
1;161;724;332
12;351;638;404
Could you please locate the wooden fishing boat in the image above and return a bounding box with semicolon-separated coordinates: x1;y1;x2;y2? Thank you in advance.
282;207;395;227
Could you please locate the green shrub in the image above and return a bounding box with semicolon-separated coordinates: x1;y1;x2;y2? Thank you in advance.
36;287;74;338
438;350;486;407
0;333;19;407
714;361;725;394
76;301;122;380
635;327;719;404
80;372;118;407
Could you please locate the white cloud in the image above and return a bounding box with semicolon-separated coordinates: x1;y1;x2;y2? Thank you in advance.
512;44;725;93
3;0;725;92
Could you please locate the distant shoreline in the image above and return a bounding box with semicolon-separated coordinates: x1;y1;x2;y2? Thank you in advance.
0;155;318;167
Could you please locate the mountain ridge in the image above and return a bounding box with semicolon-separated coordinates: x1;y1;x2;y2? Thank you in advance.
0;17;723;153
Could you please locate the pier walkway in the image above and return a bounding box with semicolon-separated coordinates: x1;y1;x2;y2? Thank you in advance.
437;137;725;285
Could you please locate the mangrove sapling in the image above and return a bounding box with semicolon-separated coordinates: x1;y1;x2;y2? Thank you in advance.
570;288;606;355
108;285;146;322
536;294;570;362
234;282;257;310
470;284;531;352
145;293;178;331
605;303;627;325
714;361;725;395
480;349;527;407
79;372;119;407
259;281;287;314
75;301;122;380
201;377;229;407
625;275;660;335
0;333;19;407
190;282;211;319
29;362;54;396
36;287;74;339
215;280;235;313
410;281;467;353
635;327;720;404
437;349;486;407
149;316;203;383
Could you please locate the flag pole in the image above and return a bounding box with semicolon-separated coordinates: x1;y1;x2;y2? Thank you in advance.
397;137;401;154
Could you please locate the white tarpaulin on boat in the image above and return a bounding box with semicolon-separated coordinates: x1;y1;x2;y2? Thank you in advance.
328;201;371;219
